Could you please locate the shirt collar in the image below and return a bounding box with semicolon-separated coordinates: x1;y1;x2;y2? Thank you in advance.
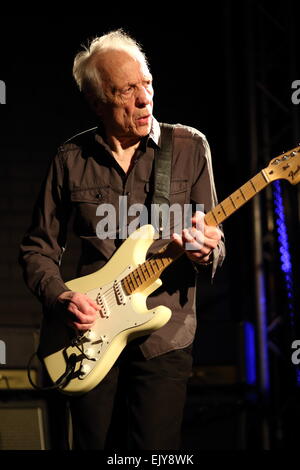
148;116;161;148
95;116;161;152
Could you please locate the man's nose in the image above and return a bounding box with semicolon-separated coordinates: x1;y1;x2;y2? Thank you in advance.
135;86;152;107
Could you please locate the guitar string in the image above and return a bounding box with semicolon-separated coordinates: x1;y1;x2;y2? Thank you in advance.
97;256;167;305
90;245;173;315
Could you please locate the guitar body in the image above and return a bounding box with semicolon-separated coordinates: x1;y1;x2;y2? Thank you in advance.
41;224;171;395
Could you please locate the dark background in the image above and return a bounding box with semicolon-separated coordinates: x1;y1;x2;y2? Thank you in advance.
0;2;300;450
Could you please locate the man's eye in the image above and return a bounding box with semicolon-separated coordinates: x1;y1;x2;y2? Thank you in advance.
123;86;133;94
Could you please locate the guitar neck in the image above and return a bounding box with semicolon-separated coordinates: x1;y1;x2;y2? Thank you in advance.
121;242;183;295
122;168;271;295
205;169;270;226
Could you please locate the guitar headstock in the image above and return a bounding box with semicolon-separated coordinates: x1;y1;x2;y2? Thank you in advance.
264;146;300;185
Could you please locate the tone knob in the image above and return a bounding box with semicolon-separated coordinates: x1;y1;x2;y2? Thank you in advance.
85;330;97;341
84;348;96;359
79;364;91;376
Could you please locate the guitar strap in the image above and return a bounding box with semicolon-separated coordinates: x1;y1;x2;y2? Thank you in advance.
152;123;174;235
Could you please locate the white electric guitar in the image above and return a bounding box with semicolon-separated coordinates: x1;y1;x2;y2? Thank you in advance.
40;147;300;394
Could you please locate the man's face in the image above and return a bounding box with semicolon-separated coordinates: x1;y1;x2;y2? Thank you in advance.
94;49;154;140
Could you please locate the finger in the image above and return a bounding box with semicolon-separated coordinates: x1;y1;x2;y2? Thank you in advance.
70;293;99;315
188;226;220;250
72;321;95;331
86;296;101;309
68;302;97;325
182;228;204;252
191;210;205;220
187;227;205;246
191;213;222;240
171;232;184;247
204;225;222;240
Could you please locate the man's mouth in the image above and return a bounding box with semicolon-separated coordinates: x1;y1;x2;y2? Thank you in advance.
136;114;151;125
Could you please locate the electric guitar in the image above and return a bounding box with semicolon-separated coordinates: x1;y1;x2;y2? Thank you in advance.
40;146;300;394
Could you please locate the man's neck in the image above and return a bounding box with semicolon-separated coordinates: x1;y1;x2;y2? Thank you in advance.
105;135;140;173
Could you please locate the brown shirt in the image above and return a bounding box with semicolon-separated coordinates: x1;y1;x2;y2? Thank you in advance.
19;118;225;359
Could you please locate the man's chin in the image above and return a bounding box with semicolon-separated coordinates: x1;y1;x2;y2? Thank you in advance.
135;119;152;137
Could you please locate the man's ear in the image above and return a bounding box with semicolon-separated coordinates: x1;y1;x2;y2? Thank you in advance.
86;93;103;117
92;100;102;117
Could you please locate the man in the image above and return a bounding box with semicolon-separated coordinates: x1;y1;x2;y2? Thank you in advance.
20;29;225;450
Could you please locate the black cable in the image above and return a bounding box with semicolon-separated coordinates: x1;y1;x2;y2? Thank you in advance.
27;351;77;392
0;374;10;389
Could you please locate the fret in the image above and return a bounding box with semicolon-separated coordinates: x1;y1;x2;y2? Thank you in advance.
125;276;134;294
250;178;257;192
144;261;152;277
261;169;269;183
129;271;138;289
229;195;237;209
155;257;164;270
218;198;235;218
219;202;227;217
140;264;149;281
121;278;131;295
239;187;247;201
211;210;220;225
153;259;160;272
137;265;146;282
148;260;156;274
135;267;143;284
231;189;245;207
148;260;156;275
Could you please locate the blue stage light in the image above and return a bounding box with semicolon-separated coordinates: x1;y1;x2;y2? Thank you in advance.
272;180;299;385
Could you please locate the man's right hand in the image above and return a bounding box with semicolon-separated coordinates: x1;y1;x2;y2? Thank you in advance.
57;291;101;331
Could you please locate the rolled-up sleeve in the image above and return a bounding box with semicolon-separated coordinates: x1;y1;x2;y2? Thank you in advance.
19;150;71;312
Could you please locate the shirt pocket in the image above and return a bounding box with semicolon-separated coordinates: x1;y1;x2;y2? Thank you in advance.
70;186;110;236
169;179;189;205
70;186;110;204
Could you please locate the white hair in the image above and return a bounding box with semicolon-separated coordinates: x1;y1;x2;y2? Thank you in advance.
72;29;149;103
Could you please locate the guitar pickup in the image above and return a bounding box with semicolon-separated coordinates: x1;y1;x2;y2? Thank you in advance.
96;291;110;318
113;280;126;305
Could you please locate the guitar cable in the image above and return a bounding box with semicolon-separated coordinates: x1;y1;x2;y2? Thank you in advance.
27;351;77;392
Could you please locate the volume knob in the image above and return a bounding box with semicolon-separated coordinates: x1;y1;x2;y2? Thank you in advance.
85;330;97;341
79;364;91;377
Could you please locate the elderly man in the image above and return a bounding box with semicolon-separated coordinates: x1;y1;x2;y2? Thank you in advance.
20;29;225;450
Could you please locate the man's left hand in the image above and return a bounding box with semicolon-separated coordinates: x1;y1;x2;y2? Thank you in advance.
171;210;222;264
